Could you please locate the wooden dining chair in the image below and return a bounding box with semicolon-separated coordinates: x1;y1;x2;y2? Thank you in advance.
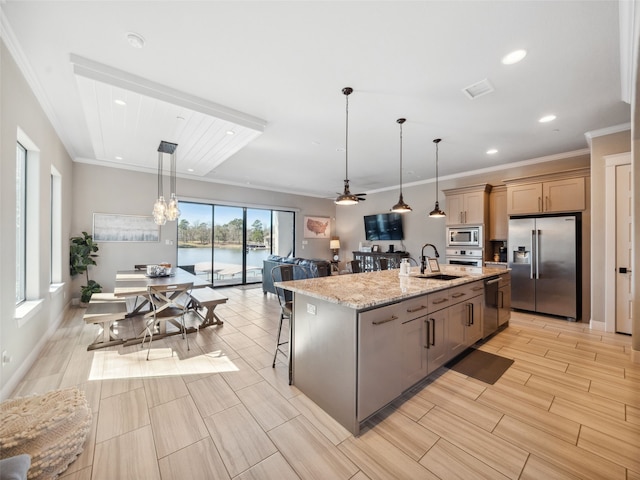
378;258;389;271
349;260;362;273
142;282;193;360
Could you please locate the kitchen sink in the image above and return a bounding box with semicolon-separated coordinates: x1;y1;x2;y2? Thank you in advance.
417;274;463;281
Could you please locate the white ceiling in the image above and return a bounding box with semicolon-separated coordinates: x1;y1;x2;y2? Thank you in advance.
1;1;632;199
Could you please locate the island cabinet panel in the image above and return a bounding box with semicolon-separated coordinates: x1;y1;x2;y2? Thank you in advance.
425;307;448;374
357;302;404;421
401;316;429;390
447;281;485;357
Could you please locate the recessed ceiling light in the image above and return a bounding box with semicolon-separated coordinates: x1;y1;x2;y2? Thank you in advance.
115;156;123;160
114;99;126;106
126;32;145;49
502;49;527;65
187;168;194;172
539;114;557;123
226;130;235;135
336;147;345;152
486;149;498;155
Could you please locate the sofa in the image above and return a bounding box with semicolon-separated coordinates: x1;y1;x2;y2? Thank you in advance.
263;255;331;294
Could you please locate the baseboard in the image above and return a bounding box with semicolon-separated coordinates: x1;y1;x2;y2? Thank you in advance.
0;301;71;401
632;348;640;365
589;318;606;331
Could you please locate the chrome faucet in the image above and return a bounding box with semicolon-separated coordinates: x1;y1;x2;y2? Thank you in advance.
420;243;440;274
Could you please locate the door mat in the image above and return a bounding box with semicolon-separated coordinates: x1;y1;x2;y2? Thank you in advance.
446;349;514;384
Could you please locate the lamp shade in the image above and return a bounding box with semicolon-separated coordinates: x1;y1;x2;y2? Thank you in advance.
330;239;341;250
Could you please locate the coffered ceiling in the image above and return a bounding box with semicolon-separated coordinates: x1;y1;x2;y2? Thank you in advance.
0;1;634;198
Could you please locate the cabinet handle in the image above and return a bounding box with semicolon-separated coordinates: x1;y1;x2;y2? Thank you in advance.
372;315;398;325
471;286;484;292
452;292;466;298
430;319;436;346
432;298;448;305
469;303;474;325
464;211;467;224
486;278;500;285
424;318;430;349
407;305;427;313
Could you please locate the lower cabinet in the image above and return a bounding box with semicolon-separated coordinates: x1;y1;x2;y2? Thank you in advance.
358;303;403;421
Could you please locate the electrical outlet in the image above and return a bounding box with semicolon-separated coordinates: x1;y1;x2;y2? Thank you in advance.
2;351;12;366
165;239;174;245
306;303;317;315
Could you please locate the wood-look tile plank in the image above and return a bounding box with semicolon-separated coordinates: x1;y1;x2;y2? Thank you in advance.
493;415;626;480
416;382;503;432
143;375;189;408
578;426;640;473
427;370;487;400
157;437;231;480
366;406;440;461
497;346;568;372
256;365;301;400
485;377;554;410
187;373;240;417
236;381;300;431
418;407;528;479
270;416;358;480
519;455;582;480
420;439;510;480
498;367;531;385
220;357;264;391
576;340;626;355
288;393;352;446
96;387;149;443
477;386;580;443
589;378;640;407
510;360;590;391
550;396;640;445
59;466;93;480
388;389;435;422
565;360;625;382
234;453;300;480
205;404;278;477
148;395;209;458
628;405;640;426
92;425;161;480
339;428;438;480
100;378;144;399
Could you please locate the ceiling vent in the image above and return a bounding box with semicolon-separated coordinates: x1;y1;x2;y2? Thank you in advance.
462;78;494;100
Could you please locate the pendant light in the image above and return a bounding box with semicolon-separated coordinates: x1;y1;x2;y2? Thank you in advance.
335;87;366;205
153;141;180;225
428;138;446;218
391;118;412;213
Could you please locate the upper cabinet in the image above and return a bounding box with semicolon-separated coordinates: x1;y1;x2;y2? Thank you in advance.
489;185;508;241
505;169;588;215
443;184;491;226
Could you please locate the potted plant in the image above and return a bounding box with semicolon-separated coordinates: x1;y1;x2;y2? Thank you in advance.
70;231;102;304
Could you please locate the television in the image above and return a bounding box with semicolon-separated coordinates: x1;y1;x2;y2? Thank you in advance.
364;213;404;241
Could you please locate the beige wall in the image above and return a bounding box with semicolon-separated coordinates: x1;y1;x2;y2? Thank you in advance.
1;40;74;398
589;130;632;327
335;153;593;321
72;163;337;293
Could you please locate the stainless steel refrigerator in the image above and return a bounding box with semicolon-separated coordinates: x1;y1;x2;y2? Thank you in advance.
508;214;580;320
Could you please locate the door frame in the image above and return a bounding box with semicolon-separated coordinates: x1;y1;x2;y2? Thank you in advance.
604;152;631;333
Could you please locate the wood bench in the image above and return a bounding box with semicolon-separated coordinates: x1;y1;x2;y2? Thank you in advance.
188;288;228;327
83;293;128;350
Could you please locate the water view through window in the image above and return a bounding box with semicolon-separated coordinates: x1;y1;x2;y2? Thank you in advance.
177;202;295;287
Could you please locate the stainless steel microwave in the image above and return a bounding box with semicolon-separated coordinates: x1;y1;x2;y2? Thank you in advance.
447;226;482;247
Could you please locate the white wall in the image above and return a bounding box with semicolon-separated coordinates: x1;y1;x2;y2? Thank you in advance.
1;40;74;399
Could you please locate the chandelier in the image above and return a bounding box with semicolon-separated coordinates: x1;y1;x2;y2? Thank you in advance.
152;141;180;225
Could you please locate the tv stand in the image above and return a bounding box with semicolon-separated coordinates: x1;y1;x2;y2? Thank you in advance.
352;251;410;272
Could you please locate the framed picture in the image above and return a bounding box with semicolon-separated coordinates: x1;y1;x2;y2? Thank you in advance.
372;245;380;252
93;213;160;242
304;216;331;239
427;257;441;273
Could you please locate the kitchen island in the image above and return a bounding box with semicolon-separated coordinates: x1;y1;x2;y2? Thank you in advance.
278;265;510;435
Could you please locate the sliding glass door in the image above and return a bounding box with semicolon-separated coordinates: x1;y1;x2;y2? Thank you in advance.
177;202;294;287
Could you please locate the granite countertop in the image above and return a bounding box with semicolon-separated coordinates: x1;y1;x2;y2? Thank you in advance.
277;265;509;310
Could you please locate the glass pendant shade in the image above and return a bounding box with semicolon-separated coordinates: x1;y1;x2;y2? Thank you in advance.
390;118;412;213
428;138;446;218
165;193;180;221
153;141;180;225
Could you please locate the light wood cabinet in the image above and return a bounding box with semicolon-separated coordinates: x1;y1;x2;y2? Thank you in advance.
443;184;491;226
489;185;508;240
505;171;587;215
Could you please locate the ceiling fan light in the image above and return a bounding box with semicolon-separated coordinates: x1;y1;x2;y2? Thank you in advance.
335;194;359;206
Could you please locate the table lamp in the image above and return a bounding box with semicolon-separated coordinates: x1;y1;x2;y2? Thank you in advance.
330;238;341;261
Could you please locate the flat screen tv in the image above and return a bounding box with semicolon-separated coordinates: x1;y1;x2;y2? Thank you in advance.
364;213;404;241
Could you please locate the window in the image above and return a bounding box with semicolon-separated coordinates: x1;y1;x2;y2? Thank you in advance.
16;142;26;304
50;167;62;284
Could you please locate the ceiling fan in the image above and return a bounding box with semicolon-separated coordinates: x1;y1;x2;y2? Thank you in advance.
335;87;366;205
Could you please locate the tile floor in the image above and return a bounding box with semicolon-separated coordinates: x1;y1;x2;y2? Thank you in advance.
9;286;640;479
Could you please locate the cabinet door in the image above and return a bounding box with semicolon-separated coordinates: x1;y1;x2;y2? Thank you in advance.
447;302;468;359
445;194;464;225
426;308;448;374
401;317;428;390
543;177;585;212
489;189;508;240
507;183;542;215
358;304;402;420
466;295;484;345
463;191;485;224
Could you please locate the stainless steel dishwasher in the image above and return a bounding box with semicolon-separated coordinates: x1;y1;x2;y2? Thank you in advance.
484;272;511;337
